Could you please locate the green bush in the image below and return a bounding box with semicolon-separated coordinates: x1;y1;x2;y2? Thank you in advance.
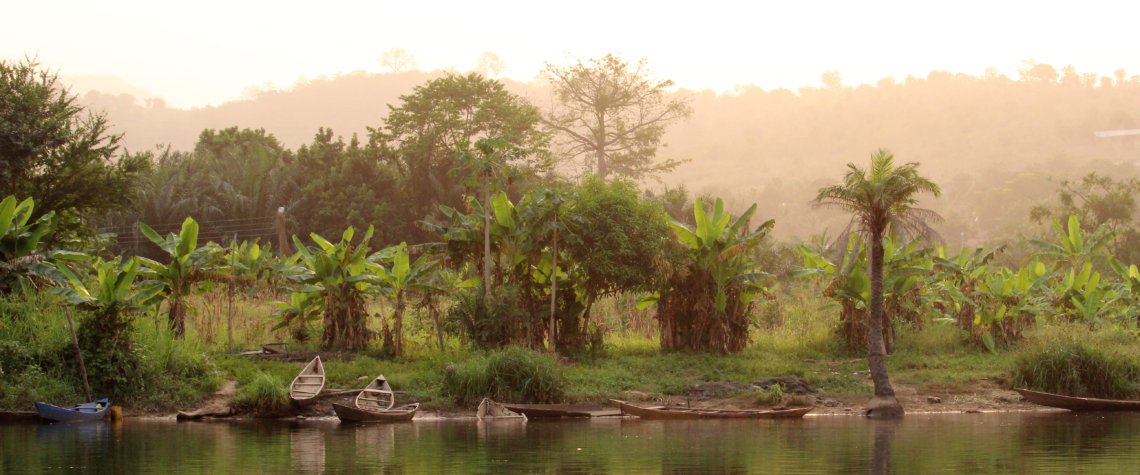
1011;326;1139;399
232;372;290;415
447;288;533;350
442;346;566;406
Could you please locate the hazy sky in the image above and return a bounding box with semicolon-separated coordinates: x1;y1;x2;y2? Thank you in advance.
5;0;1140;108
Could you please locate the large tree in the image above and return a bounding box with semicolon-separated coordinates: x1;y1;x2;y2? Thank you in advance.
292;128;402;243
813;149;941;418
0;58;148;237
543;54;692;181
369;73;550;242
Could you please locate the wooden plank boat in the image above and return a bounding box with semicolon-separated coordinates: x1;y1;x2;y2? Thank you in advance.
501;402;622;418
289;356;325;407
1014;388;1140;411
477;398;527;421
609;399;812;419
34;398;110;422
332;403;419;422
355;374;395;411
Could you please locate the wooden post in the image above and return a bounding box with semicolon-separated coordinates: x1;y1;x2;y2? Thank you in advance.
276;207;291;256
64;308;93;401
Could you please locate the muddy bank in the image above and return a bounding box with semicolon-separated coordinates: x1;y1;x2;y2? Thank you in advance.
160;377;1051;421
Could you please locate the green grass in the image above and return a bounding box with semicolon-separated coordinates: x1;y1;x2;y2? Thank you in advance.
4;285;1137;413
231;371;290;415
1010;323;1140;398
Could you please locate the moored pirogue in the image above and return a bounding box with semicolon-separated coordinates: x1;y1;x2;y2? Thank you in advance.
608;399;812;419
1015;388;1140;411
332;374;419;423
289;356;325;407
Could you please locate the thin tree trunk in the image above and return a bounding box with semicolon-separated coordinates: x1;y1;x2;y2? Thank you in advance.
482;172;492;306
64;308;92;401
169;294;185;339
595;112;607;179
394;293;406;357
430;301;445;351
549;220;558;350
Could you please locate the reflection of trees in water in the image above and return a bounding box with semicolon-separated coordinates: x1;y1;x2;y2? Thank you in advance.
289;427;326;474
8;414;1139;472
1015;412;1140;469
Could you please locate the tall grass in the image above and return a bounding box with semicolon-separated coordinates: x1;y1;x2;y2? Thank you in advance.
232;371;290;415
441;346;566;406
1011;324;1139;398
751;283;840;358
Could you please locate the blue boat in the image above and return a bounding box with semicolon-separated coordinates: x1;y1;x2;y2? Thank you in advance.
34;398;110;422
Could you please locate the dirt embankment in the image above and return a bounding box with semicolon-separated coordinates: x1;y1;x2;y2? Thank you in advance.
159;376;1046;421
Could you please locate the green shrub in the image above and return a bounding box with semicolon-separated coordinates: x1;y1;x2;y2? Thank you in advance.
448;288;534;350
442;346;566;406
1011;326;1139;399
232;372;290;415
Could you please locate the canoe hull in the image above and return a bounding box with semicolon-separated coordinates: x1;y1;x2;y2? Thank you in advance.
609;399;812;419
289;356;325;407
1015;388;1140;411
332;403;418;422
500;403;621;418
35;398;110;422
477;398;527;421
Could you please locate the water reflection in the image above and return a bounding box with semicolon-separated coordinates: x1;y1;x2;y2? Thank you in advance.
289;427;325;474
1;413;1137;473
869;419;899;475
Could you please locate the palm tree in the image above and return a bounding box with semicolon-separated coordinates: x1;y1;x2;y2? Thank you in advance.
814;149;941;417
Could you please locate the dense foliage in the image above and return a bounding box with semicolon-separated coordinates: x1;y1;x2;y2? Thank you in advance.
0;57;1137;412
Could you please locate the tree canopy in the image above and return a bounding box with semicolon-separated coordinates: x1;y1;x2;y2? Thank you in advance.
543;54;692;181
0;57;148;237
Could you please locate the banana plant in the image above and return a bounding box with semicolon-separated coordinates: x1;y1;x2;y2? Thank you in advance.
137;217;221;338
1107;259;1140;329
1050;262;1118;322
55;256;162;314
973;261;1050;351
659;197;774;353
0;195;56;293
286;226;381;350
371;242;439;357
671;198;775;313
53;256;163;395
1031;215;1115;268
270;290;321;342
929;245;1004;330
226;240;276;292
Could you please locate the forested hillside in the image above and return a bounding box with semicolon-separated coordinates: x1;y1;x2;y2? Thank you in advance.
76;64;1140;242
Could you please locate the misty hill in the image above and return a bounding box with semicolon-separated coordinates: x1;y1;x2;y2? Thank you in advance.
79;66;1140;242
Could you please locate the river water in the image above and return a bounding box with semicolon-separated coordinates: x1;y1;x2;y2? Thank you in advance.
2;411;1137;473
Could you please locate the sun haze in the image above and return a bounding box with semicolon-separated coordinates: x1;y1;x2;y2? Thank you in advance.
5;0;1140;108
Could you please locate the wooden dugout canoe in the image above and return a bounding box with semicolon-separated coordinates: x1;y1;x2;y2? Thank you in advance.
355;374;396;411
35;398;110;422
289;356;325;407
333;402;419;422
608;399;812;419
1014;388;1140;411
477;398;527;421
500;402;622;418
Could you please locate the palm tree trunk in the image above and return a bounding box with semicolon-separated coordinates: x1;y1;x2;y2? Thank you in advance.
867;230;903;417
868;232;894;397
